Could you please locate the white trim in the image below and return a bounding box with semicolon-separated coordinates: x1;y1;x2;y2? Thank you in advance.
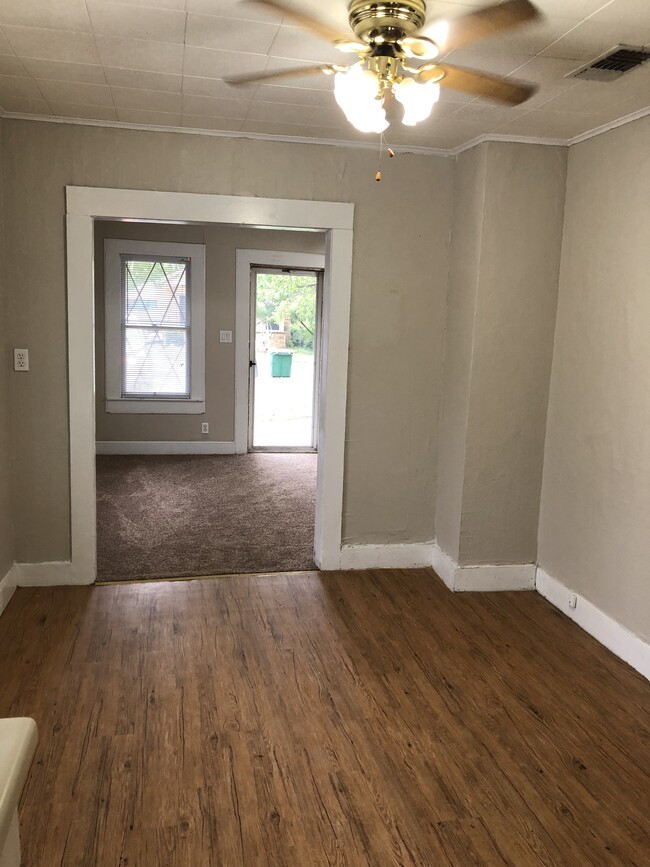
450;132;567;156
1;112;450;157
536;568;650;682
340;542;435;570
96;440;236;455
431;542;536;591
7;561;81;587
568;106;650;146
5;106;650;162
0;567;16;617
103;238;206;413
235;250;326;455
66;187;353;583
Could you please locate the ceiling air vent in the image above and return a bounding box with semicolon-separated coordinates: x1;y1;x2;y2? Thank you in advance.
566;45;650;82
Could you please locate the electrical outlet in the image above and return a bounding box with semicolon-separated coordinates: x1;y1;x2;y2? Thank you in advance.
220;330;233;343
201;422;209;434
568;594;577;609
13;348;29;371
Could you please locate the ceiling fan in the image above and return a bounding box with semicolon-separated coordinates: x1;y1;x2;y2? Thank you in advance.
226;0;541;135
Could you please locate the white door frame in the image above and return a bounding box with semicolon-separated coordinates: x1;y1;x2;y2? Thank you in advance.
64;187;354;583
235;250;326;454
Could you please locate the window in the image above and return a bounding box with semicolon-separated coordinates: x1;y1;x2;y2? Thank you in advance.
104;239;205;413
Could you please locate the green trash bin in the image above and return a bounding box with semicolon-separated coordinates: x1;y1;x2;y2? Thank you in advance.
271;350;293;378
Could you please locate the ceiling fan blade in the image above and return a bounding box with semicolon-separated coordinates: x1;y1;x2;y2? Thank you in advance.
225;64;336;86
436;0;541;52
242;0;355;45
421;63;537;105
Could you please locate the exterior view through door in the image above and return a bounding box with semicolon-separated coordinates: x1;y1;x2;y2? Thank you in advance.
249;267;322;451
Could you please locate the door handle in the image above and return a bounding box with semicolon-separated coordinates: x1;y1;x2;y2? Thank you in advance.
249;360;256;367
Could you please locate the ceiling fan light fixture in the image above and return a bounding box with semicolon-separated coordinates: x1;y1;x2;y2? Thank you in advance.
399;35;439;59
334;63;389;133
394;76;440;125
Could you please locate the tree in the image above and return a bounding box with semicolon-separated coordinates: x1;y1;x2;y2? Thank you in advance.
255;273;317;350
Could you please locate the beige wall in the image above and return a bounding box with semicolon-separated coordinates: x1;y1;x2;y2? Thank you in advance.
435;145;487;561
436;142;566;566
94;220;324;443
538;117;650;641
2;119;453;562
0;124;13;576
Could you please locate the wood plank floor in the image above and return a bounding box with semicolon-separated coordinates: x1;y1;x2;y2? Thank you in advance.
0;569;648;866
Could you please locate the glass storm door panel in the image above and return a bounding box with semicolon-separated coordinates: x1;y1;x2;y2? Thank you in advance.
249;267;322;451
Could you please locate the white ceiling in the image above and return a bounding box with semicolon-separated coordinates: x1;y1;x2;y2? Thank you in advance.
0;0;647;151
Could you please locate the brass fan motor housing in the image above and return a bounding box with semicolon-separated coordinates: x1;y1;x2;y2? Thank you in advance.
348;0;427;43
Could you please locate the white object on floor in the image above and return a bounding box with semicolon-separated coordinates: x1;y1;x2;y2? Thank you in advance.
0;718;38;867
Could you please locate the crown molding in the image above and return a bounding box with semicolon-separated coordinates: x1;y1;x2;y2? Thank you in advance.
0;111;450;157
567;105;650;146
450;132;567;156
1;103;648;157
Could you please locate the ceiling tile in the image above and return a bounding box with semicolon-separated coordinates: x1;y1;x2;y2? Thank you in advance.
182;75;257;98
246;100;323;124
116;108;182;125
506;55;588;84
540;19;650;61
0;30;14;54
0;0;91;32
448;102;530;128
588;0;650;29
0;54;27;75
95;36;184;75
537;79;644;114
87;2;187;45
441;48;536;77
185;0;282;23
21;58;106;84
183;46;268;79
449;15;583;57
103;66;181;93
96;0;185;9
186;14;280;54
36;79;114;106
181;115;245;131
182;93;250;118
0;74;41;99
494;110;593;139
111;86;182;113
0;95;51;114
49;102;117;120
3;26;101;64
269;25;346;64
255;83;333;107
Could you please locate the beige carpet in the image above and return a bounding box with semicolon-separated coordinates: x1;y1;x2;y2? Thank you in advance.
96;453;317;581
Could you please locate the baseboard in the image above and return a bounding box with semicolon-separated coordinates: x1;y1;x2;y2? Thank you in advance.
9;561;94;587
0;566;16;616
536;568;650;682
96;441;237;455
339;543;435;570
431;543;536;592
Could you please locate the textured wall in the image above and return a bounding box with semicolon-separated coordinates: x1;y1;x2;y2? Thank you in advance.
436;142;566;567
2;119;453;562
435;145;487;562
538;116;650;641
0;123;13;576
459;142;566;565
94;220;324;443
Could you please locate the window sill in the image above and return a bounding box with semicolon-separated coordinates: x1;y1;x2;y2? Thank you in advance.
105;399;205;415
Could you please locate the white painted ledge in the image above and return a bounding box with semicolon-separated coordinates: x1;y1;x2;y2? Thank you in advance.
536;568;650;682
0;718;37;867
340;543;434;570
0;570;16;618
431;543;536;591
96;441;236;455
8;562;91;588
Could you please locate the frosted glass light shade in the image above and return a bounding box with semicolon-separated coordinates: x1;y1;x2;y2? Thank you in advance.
394;77;440;126
334;63;388;134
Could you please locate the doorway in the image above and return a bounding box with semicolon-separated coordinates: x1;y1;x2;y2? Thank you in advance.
63;189;353;585
249;267;323;452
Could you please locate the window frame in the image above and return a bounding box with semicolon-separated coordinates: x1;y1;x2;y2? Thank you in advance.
104;239;206;414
